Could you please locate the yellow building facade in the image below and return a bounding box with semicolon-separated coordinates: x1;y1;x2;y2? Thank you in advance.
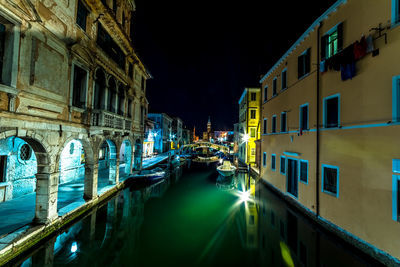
238;88;261;165
259;0;400;264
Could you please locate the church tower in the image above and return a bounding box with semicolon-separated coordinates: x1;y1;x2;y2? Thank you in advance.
207;116;211;134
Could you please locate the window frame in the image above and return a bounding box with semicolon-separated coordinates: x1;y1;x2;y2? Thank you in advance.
321;23;343;60
76;0;89;32
272;115;277;133
280;156;286;175
299;159;308;184
263;152;267;167
323;94;340;128
250;109;256;120
322;164;339;197
298;48;311;79
392;0;400;26
280;112;287;133
263;85;268;102
281;68;287;91
271;154;276;171
263;118;267;134
299;103;309;131
70;62;89;110
250;92;257;101
272;77;277;96
392;159;400;222
250;127;256;138
392;75;400;122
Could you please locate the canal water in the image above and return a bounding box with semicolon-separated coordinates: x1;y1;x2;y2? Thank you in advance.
8;165;383;266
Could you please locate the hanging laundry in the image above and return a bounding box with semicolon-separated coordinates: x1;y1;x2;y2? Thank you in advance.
340;61;356;81
320;60;326;73
366;34;374;53
326;54;341;71
353;36;367;60
340;43;355;64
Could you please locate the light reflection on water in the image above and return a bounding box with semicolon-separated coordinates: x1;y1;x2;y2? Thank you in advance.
9;166;383;267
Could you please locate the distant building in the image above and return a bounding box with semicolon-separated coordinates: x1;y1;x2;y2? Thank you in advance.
259;0;400;263
202;117;213;141
214;131;234;143
182;127;192;145
238;88;261;165
171;117;183;149
143;119;155;157
147;113;172;153
233;123;240;154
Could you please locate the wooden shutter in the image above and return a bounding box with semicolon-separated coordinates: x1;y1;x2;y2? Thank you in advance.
337;22;344;51
321;35;327;60
298;55;303;79
305;48;311;74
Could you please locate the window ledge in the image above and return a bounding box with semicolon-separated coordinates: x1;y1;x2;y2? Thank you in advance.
322;190;338;198
0;84;18;95
391;21;400;29
70;106;86;113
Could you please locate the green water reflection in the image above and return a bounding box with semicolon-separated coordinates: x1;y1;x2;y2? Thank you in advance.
11;166;382;267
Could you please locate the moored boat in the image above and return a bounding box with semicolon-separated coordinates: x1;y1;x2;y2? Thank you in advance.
216;160;237;177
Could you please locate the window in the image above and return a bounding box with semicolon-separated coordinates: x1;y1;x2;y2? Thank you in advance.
281;69;287;90
251;92;256;101
0;156;6;182
300;160;308;184
321;23;343;60
263;86;268;101
322;165;339;197
250;127;256;138
298;48;311;79
300;104;309;130
263;152;267;166
263;118;267;134
392;76;400;122
250;109;256;119
20;144;32;161
272;115;277;133
392;0;400;24
324;95;340;128
141;76;146;91
272;78;277;96
280;112;287;132
0;18;18;86
76;0;88;31
392;159;400;222
280;156;286;175
251;148;255;156
271;154;276;171
72;64;88;109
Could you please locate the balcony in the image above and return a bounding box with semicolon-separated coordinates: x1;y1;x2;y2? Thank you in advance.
91;109;132;131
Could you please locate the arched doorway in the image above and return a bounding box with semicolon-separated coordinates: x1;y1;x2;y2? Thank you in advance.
97;140;117;194
133;139;142;171
57;140;86;213
119;140;132;180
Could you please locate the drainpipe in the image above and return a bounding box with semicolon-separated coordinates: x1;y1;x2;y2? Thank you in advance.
316;22;322;217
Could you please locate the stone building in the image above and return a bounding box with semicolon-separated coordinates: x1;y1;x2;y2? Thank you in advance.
147;113;172;153
0;0;150;225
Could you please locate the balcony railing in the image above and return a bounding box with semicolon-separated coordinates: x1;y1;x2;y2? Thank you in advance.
91;109;132;131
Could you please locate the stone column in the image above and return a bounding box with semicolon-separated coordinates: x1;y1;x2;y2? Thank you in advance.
35;172;59;224
84;163;98;200
109;158;117;184
115;158;120;184
7;93;16;112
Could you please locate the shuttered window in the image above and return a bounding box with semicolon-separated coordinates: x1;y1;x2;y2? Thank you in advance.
280;112;287;132
272;116;277;133
72;65;87;109
281;69;287;90
272;78;277;96
263;152;267;167
300;160;308;183
300;104;309;130
263;118;267;134
298;48;311;79
263;86;268;101
280;156;285;174
322;165;339;197
324;95;339;128
271;154;276;171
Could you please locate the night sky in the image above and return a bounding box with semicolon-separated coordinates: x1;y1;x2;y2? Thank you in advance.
134;0;337;133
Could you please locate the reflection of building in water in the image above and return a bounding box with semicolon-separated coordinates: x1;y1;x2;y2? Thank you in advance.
258;182;373;267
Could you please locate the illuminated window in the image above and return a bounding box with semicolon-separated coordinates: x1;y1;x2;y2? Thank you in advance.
298;48;311;79
323;94;340;128
251;92;256;101
250;128;256;138
251;148;255;156
281;69;287;90
300;160;308;183
280;112;287;132
321;23;343;60
20;144;32;161
322;165;339;197
280;156;285;175
72;64;88;109
271;115;277;133
271;154;276;171
263;118;267;134
300;104;309;130
76;0;88;31
250;109;256;119
272;78;277;96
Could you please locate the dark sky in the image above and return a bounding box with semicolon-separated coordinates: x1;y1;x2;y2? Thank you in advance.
133;0;337;133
